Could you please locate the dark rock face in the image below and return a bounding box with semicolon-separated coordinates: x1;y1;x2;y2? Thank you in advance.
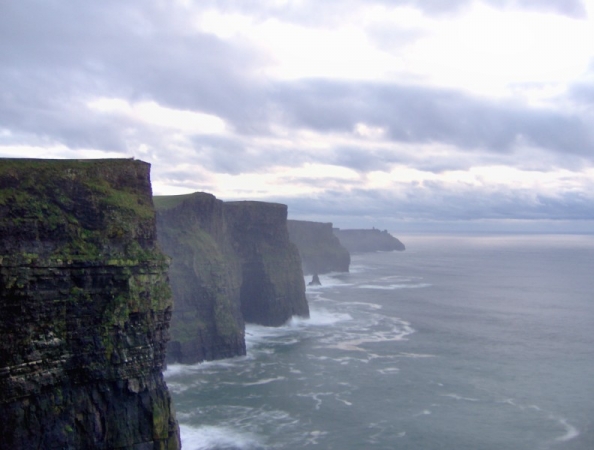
287;220;350;274
0;159;180;450
308;274;321;286
155;195;309;364
226;202;309;327
154;193;245;365
333;228;405;253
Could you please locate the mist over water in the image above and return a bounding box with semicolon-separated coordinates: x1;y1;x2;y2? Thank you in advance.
165;234;594;449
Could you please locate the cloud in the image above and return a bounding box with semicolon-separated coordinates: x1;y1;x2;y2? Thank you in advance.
272;80;594;158
1;0;593;230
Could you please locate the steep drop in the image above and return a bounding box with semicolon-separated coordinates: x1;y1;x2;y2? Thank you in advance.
0;159;179;450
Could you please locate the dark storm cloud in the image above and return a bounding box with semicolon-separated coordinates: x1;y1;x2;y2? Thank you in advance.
2;0;590;163
276;184;594;224
272;80;594;158
0;0;270;149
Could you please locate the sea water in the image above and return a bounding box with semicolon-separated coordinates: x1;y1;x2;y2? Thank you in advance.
165;234;594;449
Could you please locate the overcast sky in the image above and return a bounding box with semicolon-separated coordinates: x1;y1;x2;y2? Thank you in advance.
2;0;594;232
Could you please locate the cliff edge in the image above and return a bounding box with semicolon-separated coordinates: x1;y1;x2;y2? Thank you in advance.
333;228;405;253
287;220;350;275
0;159;180;449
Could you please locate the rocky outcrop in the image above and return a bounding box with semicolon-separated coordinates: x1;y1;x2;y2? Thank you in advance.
333;228;405;253
287;220;350;275
0;159;180;450
225;201;309;326
154;193;245;365
155;195;309;363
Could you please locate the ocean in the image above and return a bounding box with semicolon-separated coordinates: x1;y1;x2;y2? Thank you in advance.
165;234;594;450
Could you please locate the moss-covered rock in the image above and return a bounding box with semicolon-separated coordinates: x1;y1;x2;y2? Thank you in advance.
155;194;309;364
0;158;180;450
155;192;245;364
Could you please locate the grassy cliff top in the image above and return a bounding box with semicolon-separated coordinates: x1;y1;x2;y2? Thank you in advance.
0;158;158;260
0;158;154;219
153;192;215;211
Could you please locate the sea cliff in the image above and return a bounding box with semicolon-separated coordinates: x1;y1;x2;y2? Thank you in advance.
287;220;350;274
154;193;245;365
333;228;405;253
0;159;180;450
155;194;309;364
226;201;309;326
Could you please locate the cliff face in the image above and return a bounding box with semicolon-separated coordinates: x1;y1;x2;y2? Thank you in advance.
0;159;179;450
287;220;350;275
225;202;309;326
154;193;245;365
333;228;405;253
155;195;308;364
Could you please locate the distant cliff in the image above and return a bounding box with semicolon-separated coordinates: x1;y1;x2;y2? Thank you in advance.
226;201;309;326
154;193;245;365
287;220;350;274
155;194;309;364
0;159;180;449
333;228;405;253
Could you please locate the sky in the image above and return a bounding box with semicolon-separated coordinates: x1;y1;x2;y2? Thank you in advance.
2;0;594;233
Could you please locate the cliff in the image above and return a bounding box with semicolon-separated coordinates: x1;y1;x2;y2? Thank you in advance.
225;201;309;326
0;159;180;450
154;193;245;365
155;195;309;363
333;228;405;253
287;220;350;274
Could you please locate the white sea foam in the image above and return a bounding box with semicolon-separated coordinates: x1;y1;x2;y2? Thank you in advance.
304;430;328;445
358;283;431;290
553;416;580;442
297;392;333;410
304;273;353;290
165;358;245;378
289;307;353;328
179;424;263;450
441;393;479;402
348;264;373;273
378;367;400;374
241;376;286;386
322;317;415;351
340;301;383;310
397;352;436;358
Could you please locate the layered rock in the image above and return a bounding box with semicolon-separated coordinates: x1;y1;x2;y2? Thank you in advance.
226;201;309;326
287;220;350;275
155;195;309;364
333;228;405;253
0;159;179;450
154;193;245;365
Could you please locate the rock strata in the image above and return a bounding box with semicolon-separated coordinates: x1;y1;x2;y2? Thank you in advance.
287;220;350;274
0;159;179;450
333;228;405;253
